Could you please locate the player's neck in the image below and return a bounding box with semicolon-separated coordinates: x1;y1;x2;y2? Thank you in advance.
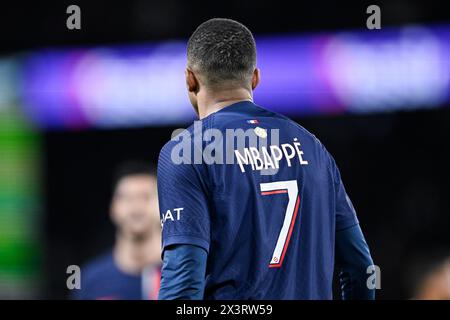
113;232;161;274
197;87;253;119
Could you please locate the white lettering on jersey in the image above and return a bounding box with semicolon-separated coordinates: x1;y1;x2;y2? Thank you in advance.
235;138;309;173
161;207;184;227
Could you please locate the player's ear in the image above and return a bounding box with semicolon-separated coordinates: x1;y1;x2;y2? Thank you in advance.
185;68;199;93
251;68;260;90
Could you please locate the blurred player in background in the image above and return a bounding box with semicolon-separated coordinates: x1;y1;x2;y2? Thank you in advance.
157;18;375;299
409;251;450;300
72;161;161;300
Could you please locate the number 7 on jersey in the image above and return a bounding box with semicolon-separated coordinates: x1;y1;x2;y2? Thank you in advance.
260;180;300;268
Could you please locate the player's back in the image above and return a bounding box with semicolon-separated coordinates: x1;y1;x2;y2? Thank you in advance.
158;101;358;299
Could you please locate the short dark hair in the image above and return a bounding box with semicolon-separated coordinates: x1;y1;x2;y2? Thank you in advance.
112;161;156;191
187;18;257;87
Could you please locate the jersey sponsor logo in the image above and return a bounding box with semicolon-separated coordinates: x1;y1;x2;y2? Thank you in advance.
160;207;184;227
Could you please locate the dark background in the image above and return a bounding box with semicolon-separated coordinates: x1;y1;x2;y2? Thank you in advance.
1;0;449;299
2;0;449;54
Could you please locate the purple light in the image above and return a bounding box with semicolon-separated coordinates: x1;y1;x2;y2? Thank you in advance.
18;25;450;129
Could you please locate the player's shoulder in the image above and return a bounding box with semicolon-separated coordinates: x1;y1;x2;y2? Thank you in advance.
158;119;209;161
255;104;335;162
158;102;332;166
255;104;328;147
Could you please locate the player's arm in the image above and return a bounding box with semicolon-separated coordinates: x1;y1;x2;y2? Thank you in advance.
335;224;375;300
158;244;207;300
156;141;211;300
330;154;375;300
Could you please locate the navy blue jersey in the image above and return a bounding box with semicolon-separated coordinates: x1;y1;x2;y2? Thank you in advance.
157;101;358;299
71;250;161;300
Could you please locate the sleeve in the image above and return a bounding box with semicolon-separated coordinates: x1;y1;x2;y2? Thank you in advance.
330;155;359;231
158;244;207;300
335;224;375;300
157;143;211;254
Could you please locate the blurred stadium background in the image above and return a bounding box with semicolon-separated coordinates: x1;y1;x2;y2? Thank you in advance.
0;0;449;299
